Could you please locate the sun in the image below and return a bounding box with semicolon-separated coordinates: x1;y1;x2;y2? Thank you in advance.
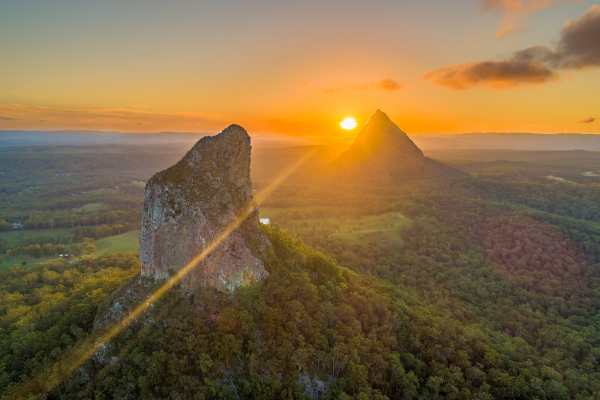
339;116;357;131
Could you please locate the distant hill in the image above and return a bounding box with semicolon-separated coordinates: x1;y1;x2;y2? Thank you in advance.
0;130;205;147
4;129;600;152
414;132;600;151
0;130;304;148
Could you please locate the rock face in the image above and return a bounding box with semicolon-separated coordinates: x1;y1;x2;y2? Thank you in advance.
140;124;269;292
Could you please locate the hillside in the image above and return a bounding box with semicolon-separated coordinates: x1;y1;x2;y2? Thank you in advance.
334;110;460;182
8;227;597;399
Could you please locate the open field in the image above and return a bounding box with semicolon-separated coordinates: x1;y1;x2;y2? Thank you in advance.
261;208;411;245
95;230;139;256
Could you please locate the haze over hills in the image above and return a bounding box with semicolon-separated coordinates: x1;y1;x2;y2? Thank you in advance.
5;129;600;152
0;131;308;148
412;133;600;152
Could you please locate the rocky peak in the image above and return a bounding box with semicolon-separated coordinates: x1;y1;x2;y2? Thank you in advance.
139;124;269;292
335;110;425;179
351;109;423;160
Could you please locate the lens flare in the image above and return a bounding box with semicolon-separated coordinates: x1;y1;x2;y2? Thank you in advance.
10;149;317;399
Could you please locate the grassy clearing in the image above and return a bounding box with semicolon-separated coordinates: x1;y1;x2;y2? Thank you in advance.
329;212;411;242
261;208;411;245
95;230;139;256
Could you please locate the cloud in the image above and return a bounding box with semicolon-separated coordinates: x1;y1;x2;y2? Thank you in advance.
427;5;600;89
482;0;576;37
580;117;596;123
425;59;556;89
556;5;600;68
0;103;223;131
377;79;402;91
324;78;402;93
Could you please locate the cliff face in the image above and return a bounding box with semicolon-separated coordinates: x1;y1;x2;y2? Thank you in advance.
139;124;269;292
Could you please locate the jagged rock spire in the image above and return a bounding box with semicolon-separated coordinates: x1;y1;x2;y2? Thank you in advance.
139;124;269;292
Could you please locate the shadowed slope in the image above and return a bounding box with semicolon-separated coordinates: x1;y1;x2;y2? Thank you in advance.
334;110;461;182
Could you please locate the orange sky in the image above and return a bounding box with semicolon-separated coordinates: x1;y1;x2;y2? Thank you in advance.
1;1;599;141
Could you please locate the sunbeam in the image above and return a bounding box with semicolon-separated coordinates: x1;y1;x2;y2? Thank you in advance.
8;149;317;399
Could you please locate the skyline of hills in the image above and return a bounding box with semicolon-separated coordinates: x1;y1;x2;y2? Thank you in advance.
6;129;600;151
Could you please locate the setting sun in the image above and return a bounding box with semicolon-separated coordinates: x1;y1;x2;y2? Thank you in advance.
340;117;358;131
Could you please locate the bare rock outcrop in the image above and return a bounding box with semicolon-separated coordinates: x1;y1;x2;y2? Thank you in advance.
139;124;269;292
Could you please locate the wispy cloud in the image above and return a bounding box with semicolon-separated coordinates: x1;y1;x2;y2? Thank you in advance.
427;5;600;89
483;0;578;37
0;104;224;131
325;78;402;93
580;117;596;123
377;79;402;91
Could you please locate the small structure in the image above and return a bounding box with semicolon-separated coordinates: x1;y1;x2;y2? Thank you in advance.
259;217;270;225
11;222;24;230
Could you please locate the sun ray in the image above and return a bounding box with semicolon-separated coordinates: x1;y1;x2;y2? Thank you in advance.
9;148;317;399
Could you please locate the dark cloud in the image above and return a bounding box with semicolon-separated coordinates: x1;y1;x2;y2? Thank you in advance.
425;59;556;89
512;45;558;63
427;5;600;89
556;5;600;68
581;117;596;123
510;6;600;68
0;115;16;121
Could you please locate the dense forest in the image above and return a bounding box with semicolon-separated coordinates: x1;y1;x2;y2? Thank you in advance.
5;227;600;399
2;144;600;399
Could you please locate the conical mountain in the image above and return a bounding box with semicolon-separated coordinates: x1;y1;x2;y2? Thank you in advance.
348;109;423;160
335;110;425;179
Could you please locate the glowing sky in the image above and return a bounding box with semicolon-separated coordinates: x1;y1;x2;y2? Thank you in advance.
1;0;599;139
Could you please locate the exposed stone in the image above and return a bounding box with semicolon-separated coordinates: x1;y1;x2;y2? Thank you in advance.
139;124;269;292
298;374;330;400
